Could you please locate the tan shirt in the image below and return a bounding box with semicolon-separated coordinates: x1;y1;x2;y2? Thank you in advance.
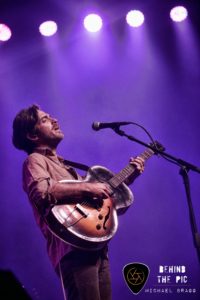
23;148;82;269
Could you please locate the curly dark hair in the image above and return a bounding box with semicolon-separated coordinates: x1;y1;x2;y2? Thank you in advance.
12;104;40;154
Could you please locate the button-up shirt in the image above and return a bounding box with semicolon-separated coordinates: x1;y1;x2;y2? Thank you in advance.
23;148;82;269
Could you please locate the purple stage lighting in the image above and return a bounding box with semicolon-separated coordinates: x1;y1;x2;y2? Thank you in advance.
0;24;12;41
83;14;103;32
126;10;145;28
39;21;58;37
170;6;188;22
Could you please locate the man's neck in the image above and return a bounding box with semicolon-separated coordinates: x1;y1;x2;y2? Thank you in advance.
34;146;57;156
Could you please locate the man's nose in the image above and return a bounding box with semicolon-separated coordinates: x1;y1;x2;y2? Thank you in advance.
51;117;57;123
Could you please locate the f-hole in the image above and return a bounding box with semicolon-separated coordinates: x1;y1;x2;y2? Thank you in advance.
103;206;110;230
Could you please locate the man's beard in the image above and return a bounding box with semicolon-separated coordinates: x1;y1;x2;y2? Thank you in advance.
38;131;64;148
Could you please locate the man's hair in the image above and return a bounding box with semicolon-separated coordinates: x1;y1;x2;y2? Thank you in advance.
12;104;40;154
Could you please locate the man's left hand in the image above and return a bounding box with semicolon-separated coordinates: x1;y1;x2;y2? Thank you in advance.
129;156;145;174
125;156;145;185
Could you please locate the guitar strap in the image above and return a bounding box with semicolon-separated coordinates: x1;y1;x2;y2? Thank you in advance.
63;159;102;183
63;159;90;172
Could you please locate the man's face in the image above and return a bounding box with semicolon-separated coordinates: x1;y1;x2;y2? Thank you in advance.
34;109;64;148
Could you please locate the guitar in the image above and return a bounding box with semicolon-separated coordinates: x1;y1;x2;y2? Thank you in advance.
46;144;161;250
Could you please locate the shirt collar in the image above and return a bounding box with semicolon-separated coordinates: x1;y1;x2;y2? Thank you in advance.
34;147;56;157
33;147;70;168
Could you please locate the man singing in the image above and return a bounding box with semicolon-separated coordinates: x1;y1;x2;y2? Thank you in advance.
12;104;145;300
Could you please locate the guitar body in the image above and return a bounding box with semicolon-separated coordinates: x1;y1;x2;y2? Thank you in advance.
46;165;134;250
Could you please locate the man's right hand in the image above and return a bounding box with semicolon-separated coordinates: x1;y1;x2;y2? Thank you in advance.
84;182;111;200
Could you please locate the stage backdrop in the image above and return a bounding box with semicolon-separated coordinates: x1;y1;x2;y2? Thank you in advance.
0;1;200;299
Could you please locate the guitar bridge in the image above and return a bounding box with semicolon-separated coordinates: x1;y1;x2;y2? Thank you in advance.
75;204;89;218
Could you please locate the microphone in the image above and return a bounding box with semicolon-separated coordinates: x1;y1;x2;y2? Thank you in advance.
92;121;131;131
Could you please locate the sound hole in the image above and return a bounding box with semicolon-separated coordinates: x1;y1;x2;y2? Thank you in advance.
96;224;101;230
98;214;103;220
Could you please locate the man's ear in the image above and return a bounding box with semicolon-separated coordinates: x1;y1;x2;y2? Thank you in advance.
26;132;39;142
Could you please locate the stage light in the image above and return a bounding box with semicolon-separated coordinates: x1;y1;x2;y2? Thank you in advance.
83;14;103;32
170;6;188;22
39;21;58;36
0;24;12;41
126;10;145;28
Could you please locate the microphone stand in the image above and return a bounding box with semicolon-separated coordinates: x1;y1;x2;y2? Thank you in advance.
113;126;200;264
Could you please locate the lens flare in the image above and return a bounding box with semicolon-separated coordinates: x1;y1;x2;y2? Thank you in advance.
0;24;12;41
170;6;188;22
83;14;103;32
39;21;58;36
126;10;145;28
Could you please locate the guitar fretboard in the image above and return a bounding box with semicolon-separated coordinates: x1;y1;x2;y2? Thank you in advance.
108;148;154;188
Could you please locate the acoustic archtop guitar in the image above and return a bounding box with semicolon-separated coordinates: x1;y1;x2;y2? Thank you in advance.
46;144;161;250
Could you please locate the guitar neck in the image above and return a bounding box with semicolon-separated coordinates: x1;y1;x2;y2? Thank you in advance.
108;147;154;188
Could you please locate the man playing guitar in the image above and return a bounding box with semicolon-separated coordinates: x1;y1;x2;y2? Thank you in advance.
12;104;145;300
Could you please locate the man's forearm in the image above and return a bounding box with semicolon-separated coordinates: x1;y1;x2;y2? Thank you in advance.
50;181;111;205
51;181;91;204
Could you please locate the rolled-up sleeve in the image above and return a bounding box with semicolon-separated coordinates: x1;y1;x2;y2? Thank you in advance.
23;155;58;215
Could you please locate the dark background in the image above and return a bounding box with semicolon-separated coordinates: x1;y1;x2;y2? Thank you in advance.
0;0;200;299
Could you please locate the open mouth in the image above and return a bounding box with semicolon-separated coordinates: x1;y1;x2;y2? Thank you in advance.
53;126;63;134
